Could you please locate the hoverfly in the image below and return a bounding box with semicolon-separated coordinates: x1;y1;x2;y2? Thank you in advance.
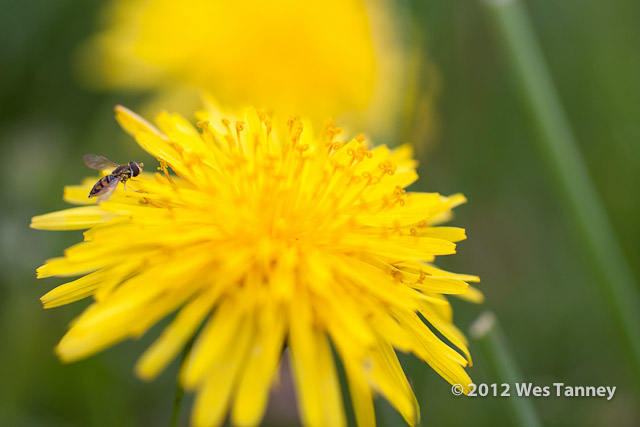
83;153;144;202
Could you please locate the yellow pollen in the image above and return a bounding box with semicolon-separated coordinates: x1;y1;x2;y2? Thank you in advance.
378;160;396;176
235;121;245;154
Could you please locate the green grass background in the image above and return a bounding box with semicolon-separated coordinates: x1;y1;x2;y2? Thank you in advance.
0;0;638;425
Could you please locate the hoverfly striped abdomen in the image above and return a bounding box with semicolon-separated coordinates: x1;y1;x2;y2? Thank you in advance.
89;174;114;198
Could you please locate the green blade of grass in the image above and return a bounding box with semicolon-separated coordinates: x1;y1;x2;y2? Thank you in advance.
170;336;195;427
480;0;640;386
471;312;543;427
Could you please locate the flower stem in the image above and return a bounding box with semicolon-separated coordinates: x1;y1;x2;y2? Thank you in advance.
170;337;195;427
471;312;542;427
480;0;640;386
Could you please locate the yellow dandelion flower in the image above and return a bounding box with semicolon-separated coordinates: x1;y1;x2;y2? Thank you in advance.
78;0;407;135
32;103;482;427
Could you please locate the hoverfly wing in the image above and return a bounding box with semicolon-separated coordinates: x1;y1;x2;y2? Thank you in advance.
95;175;122;203
84;153;119;170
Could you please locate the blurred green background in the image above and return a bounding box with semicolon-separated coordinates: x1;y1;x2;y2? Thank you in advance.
1;0;639;425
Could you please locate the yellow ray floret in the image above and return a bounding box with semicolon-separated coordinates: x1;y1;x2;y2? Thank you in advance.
32;103;481;427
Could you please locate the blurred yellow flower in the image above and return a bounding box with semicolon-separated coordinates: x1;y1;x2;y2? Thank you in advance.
32;103;481;426
78;0;406;133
